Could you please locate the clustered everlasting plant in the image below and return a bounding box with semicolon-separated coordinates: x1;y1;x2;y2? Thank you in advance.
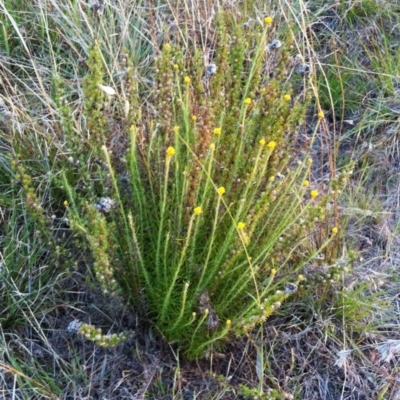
61;13;349;358
2;0;398;398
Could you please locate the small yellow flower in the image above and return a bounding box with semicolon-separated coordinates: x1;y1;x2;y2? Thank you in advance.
298;274;304;281
194;206;202;215
310;190;318;199
129;125;135;134
259;138;266;146
271;268;277;275
244;98;252;106
192;312;196;319
173;125;180;133
204;308;209;316
63;200;69;207
173;64;179;70
209;143;216;150
184;76;191;84
308;158;313;165
166;147;175;157
191;115;197;122
283;94;291;102
163;43;171;51
213;127;222;135
217;187;226;196
267;141;276;150
269;176;275;182
264;16;273;25
303;180;310;187
318;110;325;120
332;227;338;234
237;222;245;230
226;319;232;327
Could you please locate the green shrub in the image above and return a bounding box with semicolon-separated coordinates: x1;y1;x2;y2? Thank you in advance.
62;12;351;359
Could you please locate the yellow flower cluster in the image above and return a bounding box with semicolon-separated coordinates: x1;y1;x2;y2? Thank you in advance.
166;147;175;157
264;16;273;25
194;206;202;215
213;127;222;135
217;187;226;196
244;98;252;106
237;222;245;230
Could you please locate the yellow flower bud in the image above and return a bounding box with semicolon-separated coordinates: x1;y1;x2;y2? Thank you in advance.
226;319;232;326
166;147;175;157
244;98;252;106
184;76;191;84
173;64;179;70
173;126;180;133
217;187;226;196
264;16;273;25
310;190;318;198
213;127;222;135
303;180;310;187
63;200;69;207
267;141;276;150
259;138;266;146
194;206;202;215
332;227;338;234
237;222;245;230
318;111;325;119
298;274;304;281
271;268;277;275
209;143;216;150
191;115;197;122
283;94;291;102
